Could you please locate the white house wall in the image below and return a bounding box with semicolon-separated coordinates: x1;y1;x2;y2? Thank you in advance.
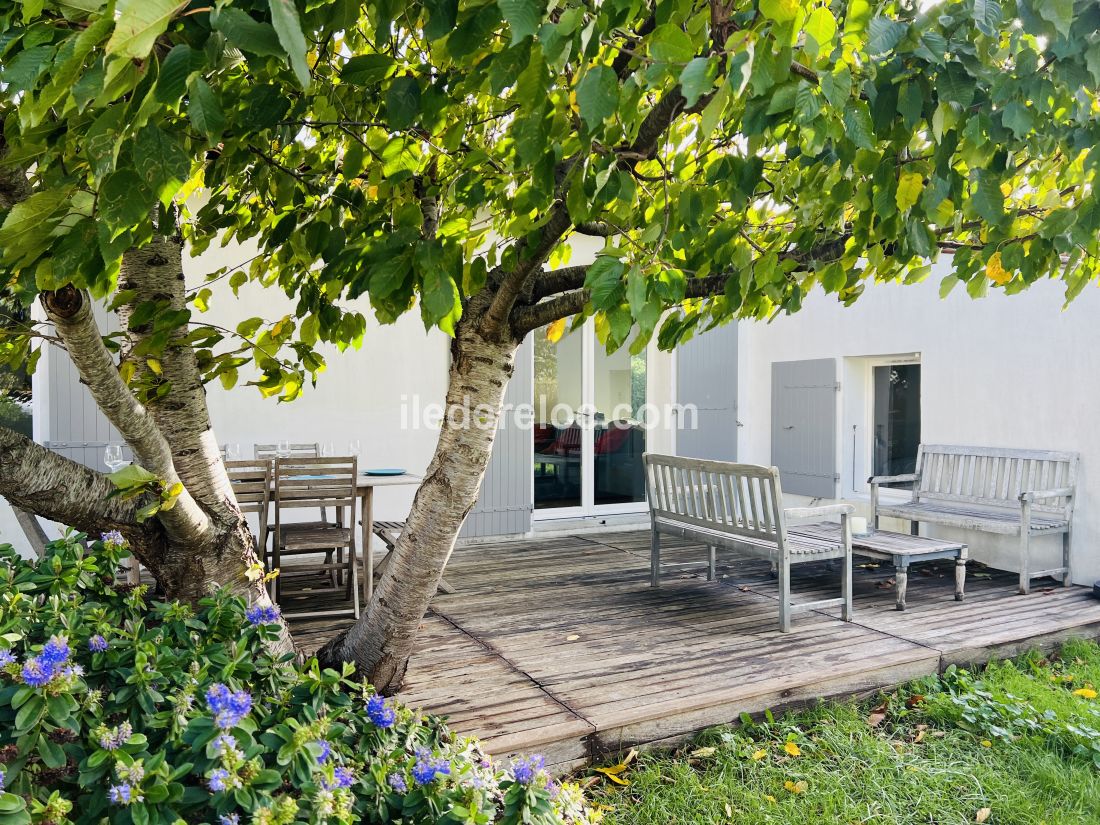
738;259;1100;585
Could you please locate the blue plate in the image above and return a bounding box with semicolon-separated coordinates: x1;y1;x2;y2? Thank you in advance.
363;468;406;476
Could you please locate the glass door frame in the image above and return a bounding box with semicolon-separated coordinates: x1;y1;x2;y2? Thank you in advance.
533;319;649;521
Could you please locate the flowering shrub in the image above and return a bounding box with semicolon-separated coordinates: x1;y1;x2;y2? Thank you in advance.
0;533;597;824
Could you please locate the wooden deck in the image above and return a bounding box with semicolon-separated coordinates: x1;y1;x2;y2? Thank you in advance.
291;529;1100;773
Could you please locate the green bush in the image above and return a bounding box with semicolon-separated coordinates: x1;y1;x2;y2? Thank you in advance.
0;534;596;825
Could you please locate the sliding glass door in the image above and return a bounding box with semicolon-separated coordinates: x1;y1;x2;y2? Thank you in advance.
533;321;647;517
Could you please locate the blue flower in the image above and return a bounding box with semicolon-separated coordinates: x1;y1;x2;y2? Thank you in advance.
0;767;5;790
219;816;240;825
206;683;252;729
0;650;14;667
40;635;70;668
108;783;135;805
97;721;133;751
21;658;53;688
366;694;396;728
101;530;127;548
245;604;281;626
387;772;407;793
412;748;451;786
208;768;231;792
315;739;333;764
332;766;354;789
88;635;108;652
511;754;545;786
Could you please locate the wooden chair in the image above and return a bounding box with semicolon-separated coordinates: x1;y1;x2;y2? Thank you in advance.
272;456;360;619
225;459;272;557
369;520;456;594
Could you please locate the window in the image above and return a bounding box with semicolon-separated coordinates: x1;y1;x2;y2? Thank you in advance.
872;364;920;478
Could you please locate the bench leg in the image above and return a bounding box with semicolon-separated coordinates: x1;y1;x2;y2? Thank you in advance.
910;521;919;537
777;561;791;633
1018;529;1031;595
894;564;908;611
1062;526;1073;587
707;545;716;581
650;530;661;588
955;550;967;601
841;550;853;622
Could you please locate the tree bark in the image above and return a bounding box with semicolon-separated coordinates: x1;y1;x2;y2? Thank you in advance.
317;320;518;692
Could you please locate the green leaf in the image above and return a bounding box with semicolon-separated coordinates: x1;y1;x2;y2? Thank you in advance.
897;81;923;128
820;65;852;107
341;54;396;86
497;0;544;45
970;170;1004;224
109;463;159;489
867;16;907;55
585;257;625;307
649;23;695;63
0;189;71;268
98;170;151;233
1037;0;1073;36
972;0;1003;37
156;44;197;104
133;126;190;203
105;0;186;60
212;7;285;57
1001;101;1034;139
576;65;618;130
759;0;799;23
386;75;422;130
842;100;874;149
423;0;459;40
766;82;798;115
679;57;715;108
187;77;226;141
268;0;312;89
804;7;837;56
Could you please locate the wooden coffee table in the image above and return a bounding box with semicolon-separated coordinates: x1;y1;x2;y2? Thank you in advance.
790;522;967;611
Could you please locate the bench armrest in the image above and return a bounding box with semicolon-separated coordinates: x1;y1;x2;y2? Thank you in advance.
784;503;855;520
867;473;920;486
1019;487;1074;503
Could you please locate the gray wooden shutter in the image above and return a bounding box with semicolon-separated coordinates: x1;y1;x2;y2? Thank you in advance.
771;358;838;497
460;335;533;538
676;322;737;461
42;302;123;470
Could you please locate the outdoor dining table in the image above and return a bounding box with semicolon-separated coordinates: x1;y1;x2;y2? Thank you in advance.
355;472;423;603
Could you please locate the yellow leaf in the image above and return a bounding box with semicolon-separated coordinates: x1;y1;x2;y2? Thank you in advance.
760;0;799;23
980;739;993;748
985;252;1011;285
896;171;923;212
1000;181;1013;197
119;360;136;385
784;779;808;794
764;794;777;804
690;747;716;758
751;749;767;761
546;318;566;343
593;768;630;786
146;358;162;376
976;807;992;823
1073;688;1098;699
783;742;802;757
566;634;580;641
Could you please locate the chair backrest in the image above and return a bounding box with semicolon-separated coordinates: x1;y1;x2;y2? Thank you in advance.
255;443;320;460
273;456;358;520
224;459;270;515
644;453;785;543
914;444;1078;515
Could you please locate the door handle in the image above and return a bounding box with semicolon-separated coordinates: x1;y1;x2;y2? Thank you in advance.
783;425;795;430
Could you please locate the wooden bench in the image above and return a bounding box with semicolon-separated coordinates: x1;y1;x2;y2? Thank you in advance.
644;454;854;632
870;445;1078;595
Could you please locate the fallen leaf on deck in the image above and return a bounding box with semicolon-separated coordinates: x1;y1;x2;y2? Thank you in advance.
784;780;808;794
690;747;716;758
976;807;992;823
566;634;580;641
783;742;801;757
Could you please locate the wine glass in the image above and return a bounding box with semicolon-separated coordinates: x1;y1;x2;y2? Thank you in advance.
225;443;241;462
347;439;361;458
276;439;291;458
104;444;127;472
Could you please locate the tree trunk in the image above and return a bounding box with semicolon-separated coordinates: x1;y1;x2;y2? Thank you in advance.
317;320;518;693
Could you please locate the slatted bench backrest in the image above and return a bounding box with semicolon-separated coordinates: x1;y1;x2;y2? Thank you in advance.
644;453;787;543
915;444;1078;516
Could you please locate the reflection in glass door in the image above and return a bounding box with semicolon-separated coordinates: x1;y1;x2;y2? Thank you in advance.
533;321;647;515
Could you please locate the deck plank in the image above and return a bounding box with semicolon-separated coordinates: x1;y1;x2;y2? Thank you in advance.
289;529;1100;769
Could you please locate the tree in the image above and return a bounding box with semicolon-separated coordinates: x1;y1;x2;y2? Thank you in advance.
1;0;1098;692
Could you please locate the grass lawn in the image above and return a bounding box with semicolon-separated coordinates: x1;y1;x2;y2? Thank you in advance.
590;639;1100;824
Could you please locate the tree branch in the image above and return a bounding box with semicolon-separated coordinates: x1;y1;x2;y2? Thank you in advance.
529;265;590;302
40;286;215;548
